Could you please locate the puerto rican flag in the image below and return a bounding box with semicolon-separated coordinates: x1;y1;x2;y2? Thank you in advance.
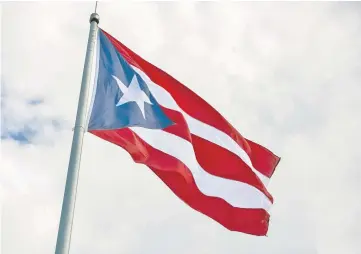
87;29;281;236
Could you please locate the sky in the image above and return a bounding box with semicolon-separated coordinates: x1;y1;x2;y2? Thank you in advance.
1;1;361;254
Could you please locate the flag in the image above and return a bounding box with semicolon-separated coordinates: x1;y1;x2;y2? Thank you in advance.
87;29;280;236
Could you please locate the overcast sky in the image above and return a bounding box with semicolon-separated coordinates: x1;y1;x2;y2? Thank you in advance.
1;1;361;254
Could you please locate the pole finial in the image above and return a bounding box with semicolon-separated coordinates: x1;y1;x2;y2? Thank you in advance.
90;13;100;24
95;1;98;13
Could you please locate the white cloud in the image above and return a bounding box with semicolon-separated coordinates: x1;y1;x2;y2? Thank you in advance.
1;2;361;254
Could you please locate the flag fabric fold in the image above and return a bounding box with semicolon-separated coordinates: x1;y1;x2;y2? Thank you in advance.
87;28;280;236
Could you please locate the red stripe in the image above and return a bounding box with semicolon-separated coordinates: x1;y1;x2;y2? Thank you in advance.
90;128;270;235
161;107;273;202
245;139;280;178
101;29;280;178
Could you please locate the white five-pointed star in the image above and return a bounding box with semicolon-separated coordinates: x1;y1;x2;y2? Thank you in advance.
112;75;153;118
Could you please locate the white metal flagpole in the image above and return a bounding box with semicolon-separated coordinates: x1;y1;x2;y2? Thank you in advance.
55;12;99;254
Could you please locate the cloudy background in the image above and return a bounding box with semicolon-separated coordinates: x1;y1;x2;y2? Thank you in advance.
1;1;361;254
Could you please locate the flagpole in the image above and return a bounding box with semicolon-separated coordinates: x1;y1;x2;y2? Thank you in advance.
55;12;99;254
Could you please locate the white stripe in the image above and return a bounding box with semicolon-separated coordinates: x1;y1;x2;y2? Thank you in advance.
132;66;270;185
130;126;272;210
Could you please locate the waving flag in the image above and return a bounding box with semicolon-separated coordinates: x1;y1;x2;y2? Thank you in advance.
87;29;280;236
